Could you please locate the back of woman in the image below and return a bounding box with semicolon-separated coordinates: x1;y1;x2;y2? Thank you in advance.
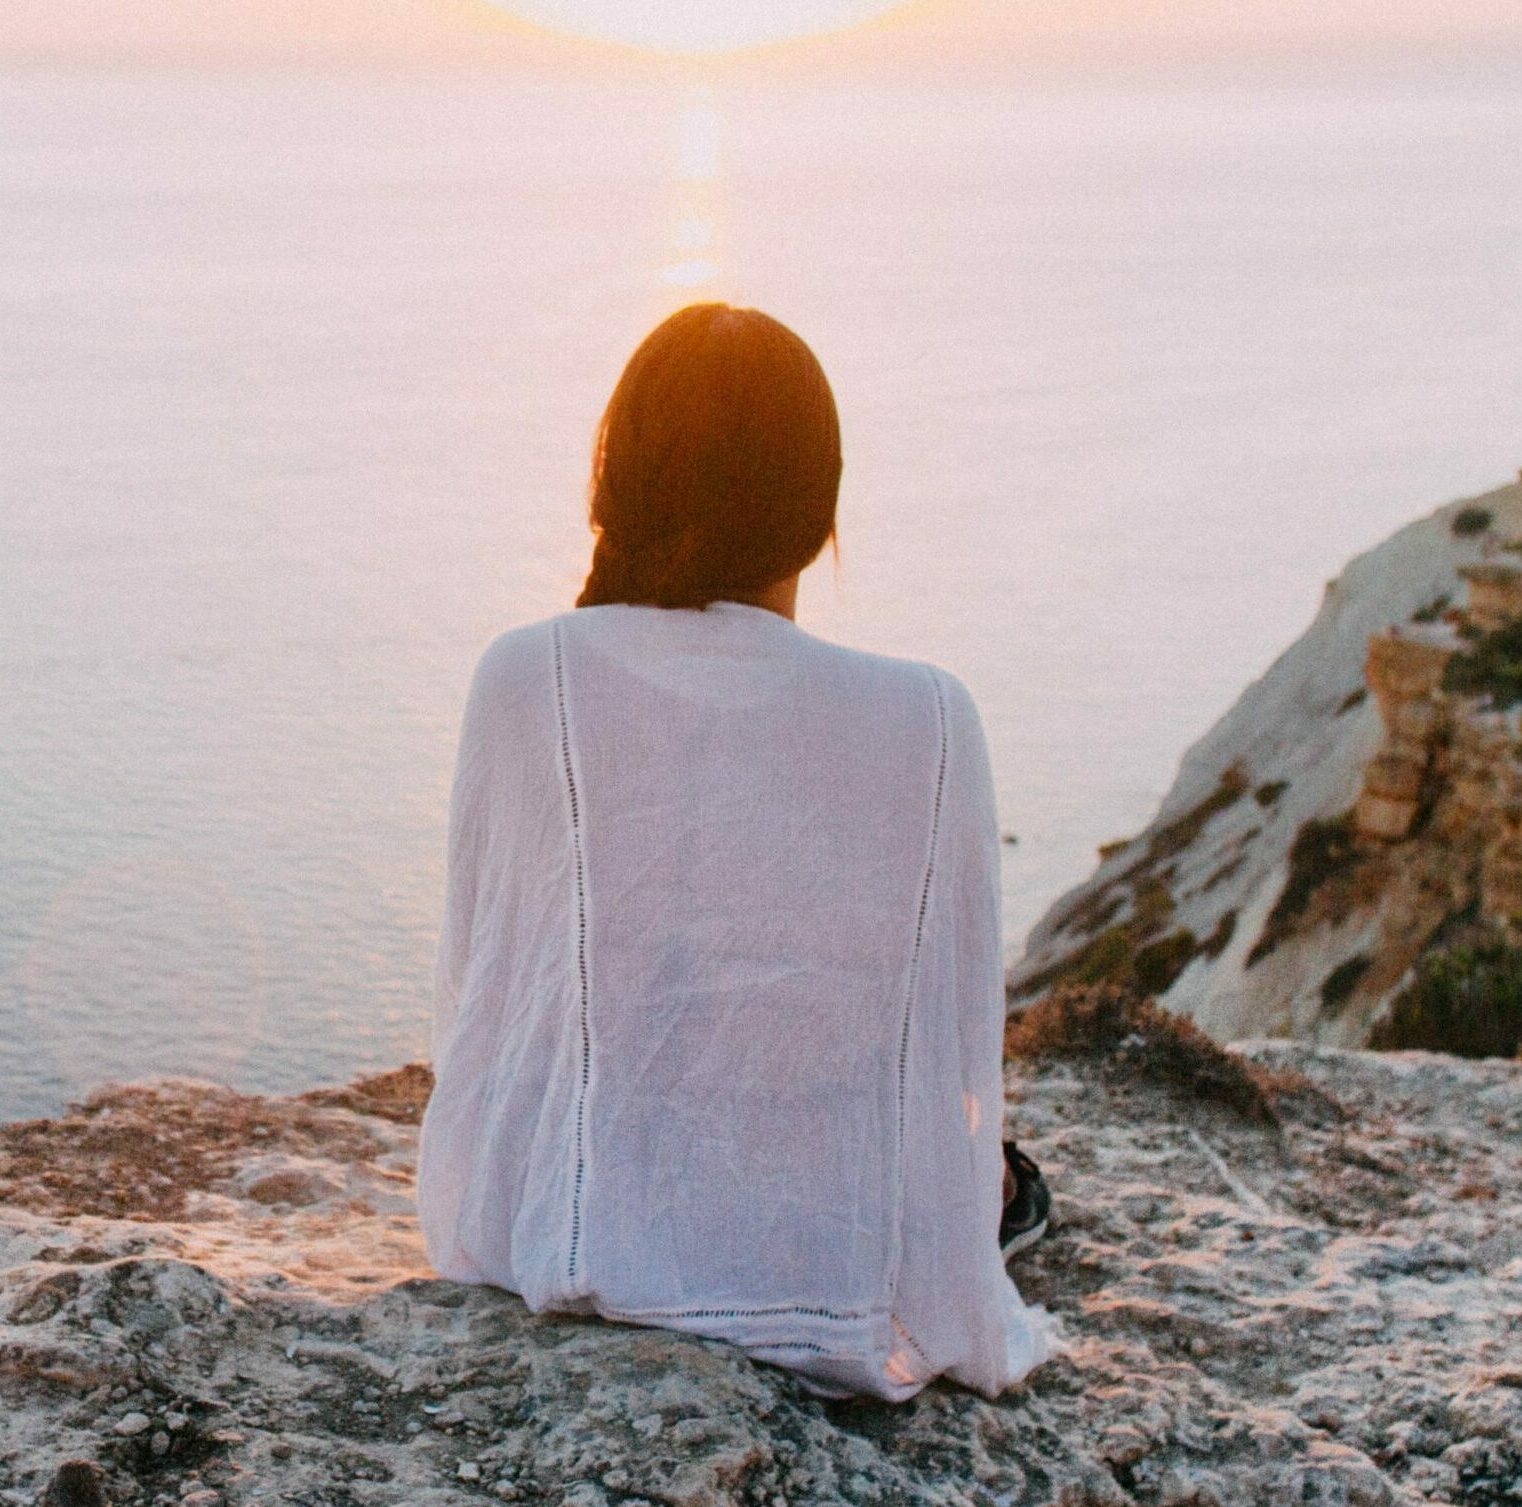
415;304;1057;1401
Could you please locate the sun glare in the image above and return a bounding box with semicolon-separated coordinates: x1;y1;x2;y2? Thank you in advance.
484;0;914;55
660;93;723;292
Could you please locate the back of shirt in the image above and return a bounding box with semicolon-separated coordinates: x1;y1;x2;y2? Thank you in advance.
415;599;1056;1400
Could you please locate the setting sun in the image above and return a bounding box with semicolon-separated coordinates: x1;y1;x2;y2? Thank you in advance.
482;0;914;54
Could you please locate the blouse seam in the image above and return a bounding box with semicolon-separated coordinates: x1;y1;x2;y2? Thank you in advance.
595;1301;880;1322
751;1342;864;1359
887;665;949;1302
890;1311;935;1380
552;619;593;1294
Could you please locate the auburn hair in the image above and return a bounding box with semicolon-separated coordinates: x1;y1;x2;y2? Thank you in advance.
575;303;841;610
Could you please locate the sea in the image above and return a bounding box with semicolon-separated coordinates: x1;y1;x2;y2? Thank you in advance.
2;65;1519;1117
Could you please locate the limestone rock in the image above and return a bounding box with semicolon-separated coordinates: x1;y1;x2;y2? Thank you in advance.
0;1054;1517;1506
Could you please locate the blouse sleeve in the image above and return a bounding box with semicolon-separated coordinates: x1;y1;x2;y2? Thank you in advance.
889;664;1021;1399
431;648;497;1066
931;667;1063;1391
932;668;1008;1243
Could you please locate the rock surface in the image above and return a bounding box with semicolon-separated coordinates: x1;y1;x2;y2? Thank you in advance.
2;1049;1519;1506
1009;475;1522;1049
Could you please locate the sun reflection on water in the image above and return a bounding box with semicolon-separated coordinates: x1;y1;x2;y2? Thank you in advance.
676;96;721;182
660;88;724;295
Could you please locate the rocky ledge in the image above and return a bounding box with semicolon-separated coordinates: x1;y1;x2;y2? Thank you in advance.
1;1014;1519;1507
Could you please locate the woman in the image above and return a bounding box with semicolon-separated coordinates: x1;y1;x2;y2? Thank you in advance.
416;304;1059;1401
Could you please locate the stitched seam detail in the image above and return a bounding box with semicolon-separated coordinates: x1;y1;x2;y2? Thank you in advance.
891;1312;934;1375
889;667;948;1296
597;1302;878;1322
553;620;593;1290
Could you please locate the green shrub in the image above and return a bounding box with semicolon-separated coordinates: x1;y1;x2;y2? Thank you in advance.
1246;812;1360;967
1370;940;1522;1058
1451;506;1493;537
1320;954;1372;1012
1020;911;1200;999
1144;764;1249;865
1411;594;1451;624
1065;889;1124;938
1442;616;1522;710
1201;909;1238;959
1069;925;1135;986
1023;774;1251;994
1132;929;1201;995
1132;875;1177;932
1201;852;1248;893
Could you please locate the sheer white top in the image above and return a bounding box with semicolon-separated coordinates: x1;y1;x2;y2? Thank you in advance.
415;600;1058;1400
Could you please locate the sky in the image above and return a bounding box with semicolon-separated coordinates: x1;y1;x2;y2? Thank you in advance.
5;0;1522;75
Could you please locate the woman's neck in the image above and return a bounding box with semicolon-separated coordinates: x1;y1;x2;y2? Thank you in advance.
719;575;799;621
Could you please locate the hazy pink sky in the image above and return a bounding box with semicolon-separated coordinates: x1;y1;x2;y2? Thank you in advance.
6;0;1521;71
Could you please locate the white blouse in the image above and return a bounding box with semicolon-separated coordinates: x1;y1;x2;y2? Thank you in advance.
415;600;1059;1401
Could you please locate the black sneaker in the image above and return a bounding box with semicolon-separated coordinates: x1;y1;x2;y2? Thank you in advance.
999;1143;1052;1260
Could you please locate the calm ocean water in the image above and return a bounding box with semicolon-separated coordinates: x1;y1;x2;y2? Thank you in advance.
2;67;1519;1117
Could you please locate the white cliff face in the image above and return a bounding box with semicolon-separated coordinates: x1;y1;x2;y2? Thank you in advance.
1010;476;1522;1046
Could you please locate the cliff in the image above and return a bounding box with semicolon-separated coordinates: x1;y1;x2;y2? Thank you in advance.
2;1030;1519;1507
1010;474;1522;1051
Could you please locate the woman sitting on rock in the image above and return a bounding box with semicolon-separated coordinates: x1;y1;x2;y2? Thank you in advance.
415;303;1059;1402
